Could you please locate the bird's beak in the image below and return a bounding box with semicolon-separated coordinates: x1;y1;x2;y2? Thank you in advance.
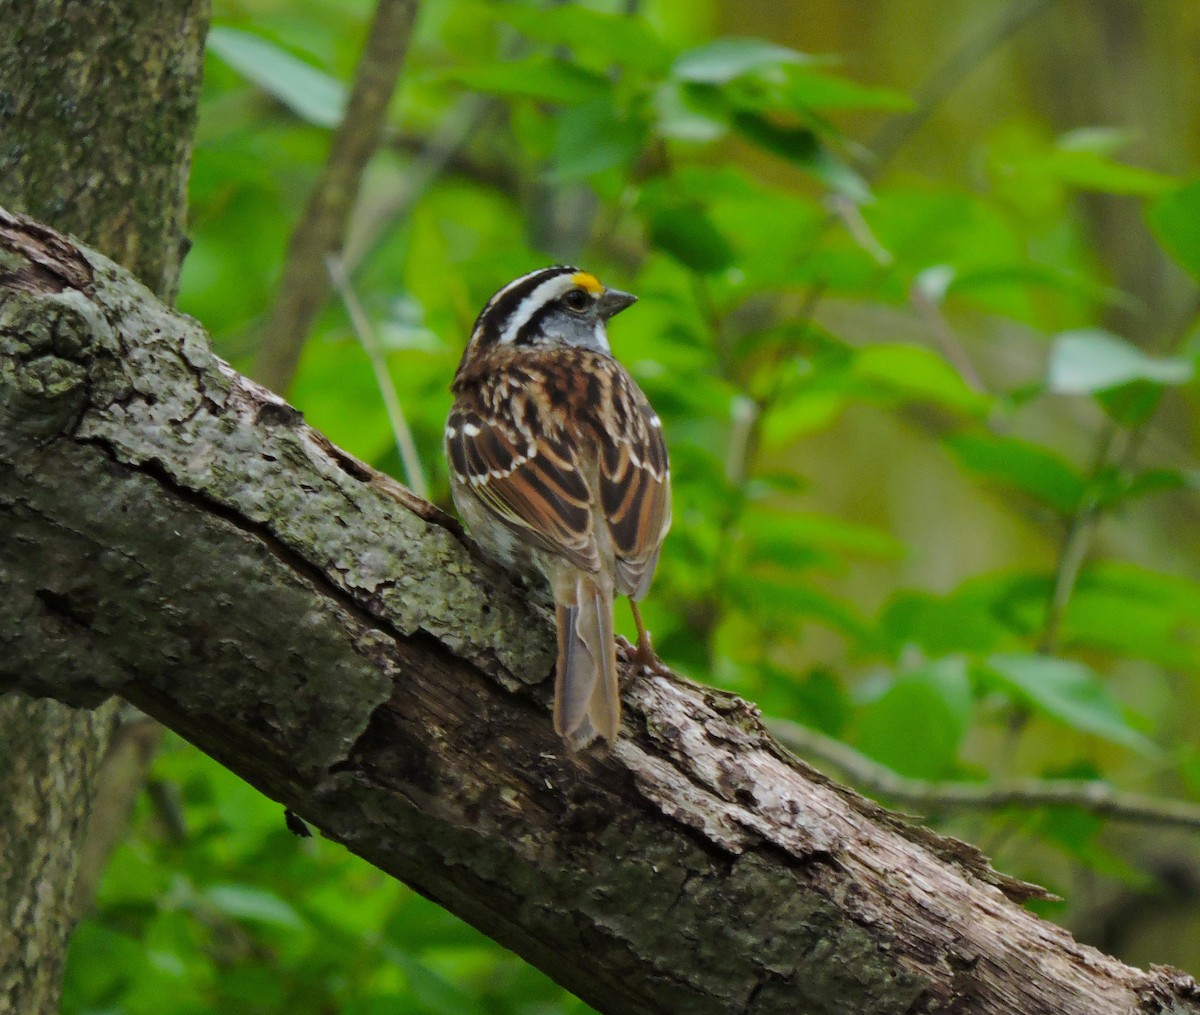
597;288;637;319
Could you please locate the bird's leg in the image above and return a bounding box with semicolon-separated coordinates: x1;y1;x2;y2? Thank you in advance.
628;600;660;671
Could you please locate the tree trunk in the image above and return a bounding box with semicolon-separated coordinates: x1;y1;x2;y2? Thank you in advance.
0;698;110;1010
2;210;1197;1015
0;3;207;1012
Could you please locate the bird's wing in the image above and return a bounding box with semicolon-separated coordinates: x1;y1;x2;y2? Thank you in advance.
446;406;601;575
600;383;671;600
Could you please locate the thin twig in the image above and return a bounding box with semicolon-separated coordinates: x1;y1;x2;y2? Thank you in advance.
253;0;420;394
325;254;428;500
769;719;1200;831
910;283;989;397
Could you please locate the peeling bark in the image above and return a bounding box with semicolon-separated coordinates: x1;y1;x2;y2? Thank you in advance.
2;209;1198;1014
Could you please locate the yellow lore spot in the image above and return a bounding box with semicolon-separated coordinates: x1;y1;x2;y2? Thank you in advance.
571;271;603;295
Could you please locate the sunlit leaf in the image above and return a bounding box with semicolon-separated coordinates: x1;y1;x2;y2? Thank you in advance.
914;264;956;304
203;884;305;930
984;653;1156;754
1047;329;1193;394
654;81;728;141
441;58;607;104
761;390;847;446
207;26;346;128
778;70;912;112
1055;126;1132;156
672;38;814;84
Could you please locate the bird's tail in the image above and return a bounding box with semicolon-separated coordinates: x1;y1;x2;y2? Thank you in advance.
553;573;620;746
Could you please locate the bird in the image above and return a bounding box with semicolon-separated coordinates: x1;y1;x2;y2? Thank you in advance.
446;266;671;747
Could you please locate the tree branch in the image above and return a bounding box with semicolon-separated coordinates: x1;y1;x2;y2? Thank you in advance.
769;719;1200;832
2;209;1198;1015
252;0;419;394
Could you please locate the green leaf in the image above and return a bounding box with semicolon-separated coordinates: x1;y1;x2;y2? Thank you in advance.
743;507;902;562
203;884;304;930
493;5;672;73
392;954;490;1015
1047;329;1193;394
441;58;607;104
672;38;814;84
552;98;644;180
945;433;1085;514
1055;126;1132;157
654;81;728;141
207;26;346;128
641;196;735;274
984;653;1156;754
1064;562;1200;669
856;658;972;778
1094;379;1165;427
1090;465;1188;510
852;343;992;417
728;573;872;641
780;667;852;737
881;589;1011;655
778;70;912;112
1042;146;1174;196
730;112;870;202
761;390;847;445
1149;180;1200;281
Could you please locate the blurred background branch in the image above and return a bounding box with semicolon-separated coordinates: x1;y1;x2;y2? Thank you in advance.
770;718;1200;832
253;0;419;394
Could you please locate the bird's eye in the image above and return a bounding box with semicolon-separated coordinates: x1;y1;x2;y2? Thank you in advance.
562;288;591;313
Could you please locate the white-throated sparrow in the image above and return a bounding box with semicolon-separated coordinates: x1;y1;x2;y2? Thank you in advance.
447;266;671;747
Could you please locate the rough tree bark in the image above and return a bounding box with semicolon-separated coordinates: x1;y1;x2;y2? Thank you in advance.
2;210;1197;1015
0;3;208;1012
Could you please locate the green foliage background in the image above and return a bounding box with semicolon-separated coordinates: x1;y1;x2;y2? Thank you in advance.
63;1;1200;1010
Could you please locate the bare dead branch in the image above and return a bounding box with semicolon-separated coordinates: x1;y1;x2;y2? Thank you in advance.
770;719;1200;832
